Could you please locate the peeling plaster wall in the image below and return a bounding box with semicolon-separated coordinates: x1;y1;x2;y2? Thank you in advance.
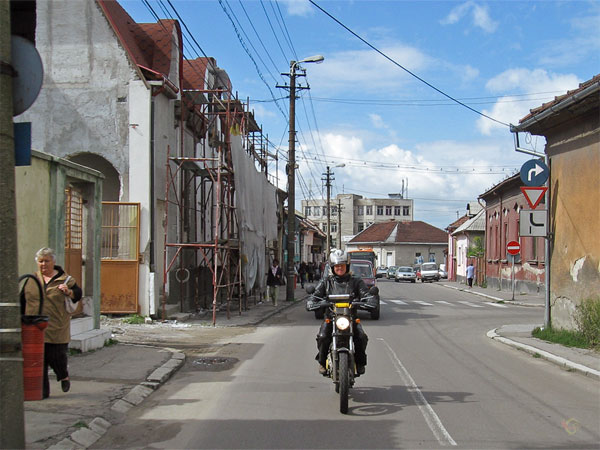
548;115;600;329
16;0;134;186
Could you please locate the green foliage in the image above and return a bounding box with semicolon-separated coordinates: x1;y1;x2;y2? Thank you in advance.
532;326;589;349
575;297;600;348
467;236;485;258
122;314;146;324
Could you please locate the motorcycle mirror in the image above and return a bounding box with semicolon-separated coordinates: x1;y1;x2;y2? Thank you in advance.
369;286;379;295
306;286;316;295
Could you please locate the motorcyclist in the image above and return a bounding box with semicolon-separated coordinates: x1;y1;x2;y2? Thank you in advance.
310;249;371;376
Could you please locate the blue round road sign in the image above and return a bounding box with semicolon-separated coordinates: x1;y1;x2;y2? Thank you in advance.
520;159;549;187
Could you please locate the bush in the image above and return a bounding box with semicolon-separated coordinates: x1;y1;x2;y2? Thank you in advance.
575;297;600;349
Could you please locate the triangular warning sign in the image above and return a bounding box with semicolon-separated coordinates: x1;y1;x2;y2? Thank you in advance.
520;186;547;209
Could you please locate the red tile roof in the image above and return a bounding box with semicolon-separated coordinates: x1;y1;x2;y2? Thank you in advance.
350;221;447;244
519;73;600;124
446;215;469;232
183;58;215;90
96;0;181;83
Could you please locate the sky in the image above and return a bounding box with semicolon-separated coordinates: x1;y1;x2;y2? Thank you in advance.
121;0;599;230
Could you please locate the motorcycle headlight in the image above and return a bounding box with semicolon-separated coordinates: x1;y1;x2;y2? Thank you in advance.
336;316;350;330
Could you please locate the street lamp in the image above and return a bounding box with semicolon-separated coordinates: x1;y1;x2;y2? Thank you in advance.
284;55;324;302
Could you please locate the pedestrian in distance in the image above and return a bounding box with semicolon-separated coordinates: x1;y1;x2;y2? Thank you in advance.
466;261;475;288
266;259;284;306
23;247;82;398
299;261;307;288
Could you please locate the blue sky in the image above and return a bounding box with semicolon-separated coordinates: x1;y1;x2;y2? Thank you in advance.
122;0;599;230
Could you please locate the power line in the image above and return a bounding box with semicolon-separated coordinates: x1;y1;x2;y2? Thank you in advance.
308;0;510;127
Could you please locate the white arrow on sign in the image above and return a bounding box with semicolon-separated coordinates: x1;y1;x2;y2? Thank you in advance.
527;163;544;181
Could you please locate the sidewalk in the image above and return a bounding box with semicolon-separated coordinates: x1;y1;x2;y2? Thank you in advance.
438;280;600;381
23;285;307;450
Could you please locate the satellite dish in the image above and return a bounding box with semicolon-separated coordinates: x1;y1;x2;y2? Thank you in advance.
11;35;44;117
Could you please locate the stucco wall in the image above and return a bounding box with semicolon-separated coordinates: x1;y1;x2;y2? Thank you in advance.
15;156;51;276
16;1;135;181
548;117;600;330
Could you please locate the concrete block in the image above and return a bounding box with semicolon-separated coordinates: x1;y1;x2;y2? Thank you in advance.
147;367;173;383
122;384;154;405
70;316;94;336
71;427;101;447
141;381;160;390
111;399;134;414
46;438;79;450
162;358;184;370
171;352;185;361
88;417;111;435
69;328;111;352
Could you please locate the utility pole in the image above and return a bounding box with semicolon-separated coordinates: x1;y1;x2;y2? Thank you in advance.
337;198;343;251
322;166;334;256
277;55;324;301
0;6;26;447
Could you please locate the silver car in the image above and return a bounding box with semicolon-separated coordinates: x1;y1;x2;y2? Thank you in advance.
395;266;416;283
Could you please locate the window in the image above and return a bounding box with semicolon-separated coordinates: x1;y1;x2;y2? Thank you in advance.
304;206;311;216
332;206;338;215
314;207;320;217
366;205;373;215
386;206;392;215
322;206;327;216
403;206;410;216
358;205;364;216
357;223;364;232
377;205;383;215
331;223;337;233
394;206;401;215
322;223;328;232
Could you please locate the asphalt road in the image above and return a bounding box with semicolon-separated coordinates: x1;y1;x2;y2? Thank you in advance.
93;281;600;449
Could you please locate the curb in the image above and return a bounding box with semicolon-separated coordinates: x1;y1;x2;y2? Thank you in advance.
46;348;186;450
440;283;544;307
486;328;600;381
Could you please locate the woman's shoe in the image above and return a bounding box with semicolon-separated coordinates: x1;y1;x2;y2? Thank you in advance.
61;379;70;392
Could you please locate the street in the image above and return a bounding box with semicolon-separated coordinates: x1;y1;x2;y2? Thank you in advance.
92;281;599;449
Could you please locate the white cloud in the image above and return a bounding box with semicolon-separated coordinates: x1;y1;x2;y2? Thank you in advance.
476;69;581;135
307;44;431;93
369;114;386;129
440;1;498;33
281;0;312;16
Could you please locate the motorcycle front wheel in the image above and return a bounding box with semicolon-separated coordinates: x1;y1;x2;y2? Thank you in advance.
338;352;349;414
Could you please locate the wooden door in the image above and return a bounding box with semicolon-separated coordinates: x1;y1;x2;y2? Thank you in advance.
100;202;140;313
64;187;84;315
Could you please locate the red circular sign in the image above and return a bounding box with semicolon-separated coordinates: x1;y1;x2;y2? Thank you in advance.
507;240;521;255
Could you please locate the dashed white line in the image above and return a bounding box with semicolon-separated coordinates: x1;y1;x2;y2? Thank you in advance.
435;301;455;306
379;339;457;446
458;301;484;308
486;302;508;308
390;300;408;305
414;300;434;306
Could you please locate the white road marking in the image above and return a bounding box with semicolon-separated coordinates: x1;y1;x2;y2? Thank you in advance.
414;300;434;306
435;301;454;306
486;302;508;308
379;300;388;305
390;300;408;305
379;339;457;447
458;301;484;308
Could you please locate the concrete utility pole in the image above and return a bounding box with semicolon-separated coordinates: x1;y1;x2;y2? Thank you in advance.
323;166;334;256
279;55;324;301
337;198;343;251
0;4;26;446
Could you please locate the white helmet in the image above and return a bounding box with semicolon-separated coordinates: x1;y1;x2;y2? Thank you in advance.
329;249;348;266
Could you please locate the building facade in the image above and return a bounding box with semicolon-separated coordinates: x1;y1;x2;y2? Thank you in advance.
301;193;414;251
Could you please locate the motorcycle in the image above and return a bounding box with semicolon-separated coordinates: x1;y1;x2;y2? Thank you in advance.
306;286;379;414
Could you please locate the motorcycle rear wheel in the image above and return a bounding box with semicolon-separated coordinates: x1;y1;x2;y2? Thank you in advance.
339;352;349;414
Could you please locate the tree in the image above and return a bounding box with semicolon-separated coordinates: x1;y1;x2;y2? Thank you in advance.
467;236;485;258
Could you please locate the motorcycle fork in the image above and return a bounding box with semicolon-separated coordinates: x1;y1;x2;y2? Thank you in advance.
331;325;355;382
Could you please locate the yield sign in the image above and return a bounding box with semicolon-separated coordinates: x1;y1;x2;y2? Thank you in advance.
520;186;547;209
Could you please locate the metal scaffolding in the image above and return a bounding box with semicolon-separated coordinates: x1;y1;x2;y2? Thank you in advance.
162;88;269;325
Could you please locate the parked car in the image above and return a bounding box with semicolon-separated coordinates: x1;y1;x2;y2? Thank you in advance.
394;266;416;283
417;262;440;282
438;264;448;279
387;266;399;279
376;266;388;278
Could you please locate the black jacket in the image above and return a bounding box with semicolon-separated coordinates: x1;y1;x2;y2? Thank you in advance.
312;271;369;303
267;266;283;286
